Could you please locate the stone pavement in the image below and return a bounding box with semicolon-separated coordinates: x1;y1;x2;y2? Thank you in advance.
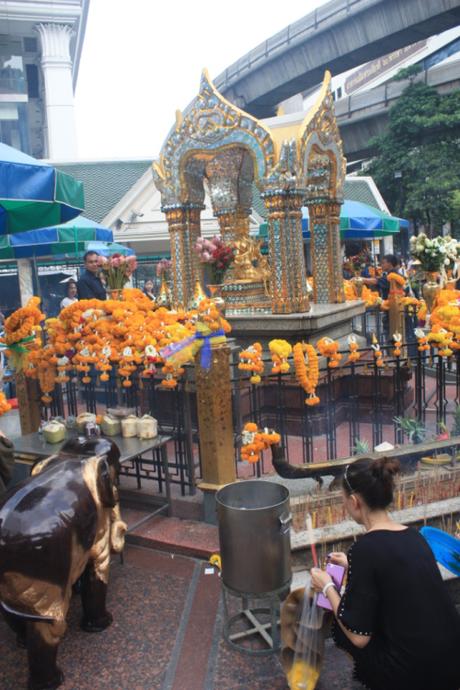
0;545;364;690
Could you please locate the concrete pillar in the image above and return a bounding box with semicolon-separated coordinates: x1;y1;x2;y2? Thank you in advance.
164;205;203;307
35;23;78;159
17;259;34;306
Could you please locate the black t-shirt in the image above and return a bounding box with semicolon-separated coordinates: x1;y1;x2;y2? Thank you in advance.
332;528;460;690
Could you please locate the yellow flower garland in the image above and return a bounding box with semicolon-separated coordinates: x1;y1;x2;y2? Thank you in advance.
269;339;292;374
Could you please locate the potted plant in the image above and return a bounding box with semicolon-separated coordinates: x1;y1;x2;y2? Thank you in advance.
393;416;426;444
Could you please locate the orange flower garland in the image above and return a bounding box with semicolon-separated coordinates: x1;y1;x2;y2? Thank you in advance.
393;332;403;358
14;290;232;399
238;343;264;384
240;422;281;463
293;342;320;406
0;391;11;416
347;335;361;363
371;335;384;367
316;337;342;368
414;328;430;352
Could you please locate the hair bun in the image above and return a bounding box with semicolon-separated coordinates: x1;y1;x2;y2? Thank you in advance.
371;456;400;478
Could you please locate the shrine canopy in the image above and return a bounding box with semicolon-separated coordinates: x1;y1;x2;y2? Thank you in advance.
0;216;114;259
0;142;84;234
259;200;409;240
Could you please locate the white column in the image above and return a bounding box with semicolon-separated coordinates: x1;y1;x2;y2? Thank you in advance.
35;23;78;160
17;259;35;305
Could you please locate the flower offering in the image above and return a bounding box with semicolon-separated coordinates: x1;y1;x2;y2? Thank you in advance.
97;253;138;289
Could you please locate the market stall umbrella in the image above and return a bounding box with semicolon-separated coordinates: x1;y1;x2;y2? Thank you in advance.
84;240;134;257
0;216;113;259
259;200;409;240
0;142;84;234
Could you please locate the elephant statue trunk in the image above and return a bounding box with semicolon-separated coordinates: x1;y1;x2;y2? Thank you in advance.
271;444;348;487
0;437;126;690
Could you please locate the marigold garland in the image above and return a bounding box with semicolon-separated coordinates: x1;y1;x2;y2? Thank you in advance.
238;343;264;384
427;325;453;357
17;290;231;398
347;334;361;363
371;335;384;368
393;332;403;358
316;337;342;368
293;342;320;406
269;339;292;374
414;328;430;352
0;391;11;416
240;422;281;463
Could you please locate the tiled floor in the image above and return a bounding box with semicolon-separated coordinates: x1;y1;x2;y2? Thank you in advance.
0;545;363;690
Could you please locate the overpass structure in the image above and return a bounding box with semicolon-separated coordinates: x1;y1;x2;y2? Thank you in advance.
215;0;460;117
262;58;460;164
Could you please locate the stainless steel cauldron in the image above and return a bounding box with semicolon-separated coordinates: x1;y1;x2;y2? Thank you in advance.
216;480;292;595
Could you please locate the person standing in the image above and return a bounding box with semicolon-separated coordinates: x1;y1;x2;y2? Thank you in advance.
60;280;78;309
77;251;106;300
362;253;401;300
143;279;156;301
310;457;460;690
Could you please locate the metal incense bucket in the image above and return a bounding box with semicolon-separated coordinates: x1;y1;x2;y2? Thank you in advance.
216;480;292;596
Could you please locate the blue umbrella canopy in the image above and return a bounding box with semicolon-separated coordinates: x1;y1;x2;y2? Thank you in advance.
259;200;409;240
0;216;113;259
301;200;409;239
85;240;134;257
0;142;84;234
420;526;460;576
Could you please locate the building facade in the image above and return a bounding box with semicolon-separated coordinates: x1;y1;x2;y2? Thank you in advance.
0;0;89;159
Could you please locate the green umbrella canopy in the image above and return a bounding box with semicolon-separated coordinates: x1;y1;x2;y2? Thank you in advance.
0;142;84;234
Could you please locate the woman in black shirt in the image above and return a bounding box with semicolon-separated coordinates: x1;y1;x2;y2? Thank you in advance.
311;456;460;690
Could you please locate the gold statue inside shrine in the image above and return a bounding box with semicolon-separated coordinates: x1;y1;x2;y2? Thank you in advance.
232;236;270;283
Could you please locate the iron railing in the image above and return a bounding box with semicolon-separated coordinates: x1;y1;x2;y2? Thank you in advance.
43;334;460;495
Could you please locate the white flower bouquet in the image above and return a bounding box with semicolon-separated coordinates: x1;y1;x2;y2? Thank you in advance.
409;233;459;273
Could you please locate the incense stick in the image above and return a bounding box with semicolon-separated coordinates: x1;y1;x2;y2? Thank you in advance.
306;513;318;567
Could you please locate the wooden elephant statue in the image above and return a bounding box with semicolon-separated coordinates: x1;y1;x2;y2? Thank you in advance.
0;437;127;690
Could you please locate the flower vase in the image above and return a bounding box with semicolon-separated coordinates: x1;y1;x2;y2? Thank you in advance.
107;288;123;301
352;273;364;298
157;274;172;307
422;271;440;315
207;284;225;314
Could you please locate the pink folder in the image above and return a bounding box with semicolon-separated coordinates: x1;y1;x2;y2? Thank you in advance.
316;563;345;610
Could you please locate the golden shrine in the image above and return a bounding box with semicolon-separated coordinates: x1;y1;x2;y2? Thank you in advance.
153;70;347;315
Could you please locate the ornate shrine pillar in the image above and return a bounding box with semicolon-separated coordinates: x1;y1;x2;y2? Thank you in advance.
262;191;310;314
308;200;344;304
163;204;203;306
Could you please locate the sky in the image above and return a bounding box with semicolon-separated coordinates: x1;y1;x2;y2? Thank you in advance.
74;0;330;160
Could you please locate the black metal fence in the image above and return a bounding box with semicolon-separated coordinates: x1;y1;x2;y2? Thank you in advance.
44;334;460;495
